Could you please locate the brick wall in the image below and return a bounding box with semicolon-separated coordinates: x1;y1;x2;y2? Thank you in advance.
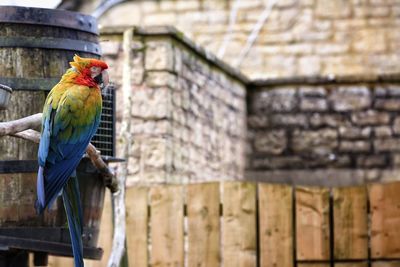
78;0;400;79
101;27;247;185
247;78;400;185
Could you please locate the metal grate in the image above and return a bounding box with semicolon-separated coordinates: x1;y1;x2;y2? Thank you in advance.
91;86;116;157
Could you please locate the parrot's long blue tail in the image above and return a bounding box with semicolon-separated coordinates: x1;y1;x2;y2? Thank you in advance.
62;175;84;267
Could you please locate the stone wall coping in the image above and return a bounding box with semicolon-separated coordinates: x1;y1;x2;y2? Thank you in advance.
246;169;400;187
101;25;250;84
251;74;400;87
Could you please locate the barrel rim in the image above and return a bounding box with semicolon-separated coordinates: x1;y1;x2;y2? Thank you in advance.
0;5;98;35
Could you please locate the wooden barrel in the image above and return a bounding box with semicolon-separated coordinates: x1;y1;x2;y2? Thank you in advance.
0;6;107;260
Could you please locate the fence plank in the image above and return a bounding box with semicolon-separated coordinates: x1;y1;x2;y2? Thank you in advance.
372;262;400;267
335;264;368;267
333;186;368;259
259;183;293;267
370;182;400;258
187;182;220;267
297;264;330;267
126;186;148;267
223;182;257;267
150;185;184;266
296;186;330;260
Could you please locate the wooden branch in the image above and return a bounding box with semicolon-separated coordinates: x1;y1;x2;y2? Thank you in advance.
0;113;42;136
106;27;132;267
0;113;118;193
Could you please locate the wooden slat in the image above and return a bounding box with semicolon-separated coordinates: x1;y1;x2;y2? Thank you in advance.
372;262;400;267
296;186;330;260
297;264;330;267
335;263;368;267
85;190;113;267
333;186;368;259
187;183;220;267
370;182;400;258
150;185;184;266
223;181;257;267
126;186;148;267
258;183;293;267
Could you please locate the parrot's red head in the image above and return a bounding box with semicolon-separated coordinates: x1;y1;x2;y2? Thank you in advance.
69;55;109;88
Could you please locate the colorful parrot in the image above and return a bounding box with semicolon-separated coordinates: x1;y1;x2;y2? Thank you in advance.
36;55;109;267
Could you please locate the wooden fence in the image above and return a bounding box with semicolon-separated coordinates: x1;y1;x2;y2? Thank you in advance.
50;181;400;266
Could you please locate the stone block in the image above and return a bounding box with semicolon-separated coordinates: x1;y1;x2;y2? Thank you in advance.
316;0;351;18
374;126;392;137
352;29;387;52
248;115;269;128
298;56;321;76
393;117;400;134
300;98;328;111
339;126;371;139
252;156;304;169
329;86;371;111
375;85;400;97
375;99;400;111
351;110;390;125
131;87;171;119
145;71;177;88
251;87;297;112
145;40;174;71
356;155;387;168
310;114;348;128
374;138;400;152
339;140;371;152
270;114;308;127
292;128;338;155
141;138;172;170
299;86;327;97
254;130;287;155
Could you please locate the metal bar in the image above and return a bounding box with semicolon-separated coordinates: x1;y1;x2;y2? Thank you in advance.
0;36;101;56
0;77;59;91
0;235;103;260
0;160;38;173
0;6;98;35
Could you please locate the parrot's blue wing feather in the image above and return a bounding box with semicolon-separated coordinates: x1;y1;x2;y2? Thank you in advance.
62;175;84;267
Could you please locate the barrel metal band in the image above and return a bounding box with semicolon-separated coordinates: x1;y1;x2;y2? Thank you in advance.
0;78;59;91
0;36;101;56
0;6;98;35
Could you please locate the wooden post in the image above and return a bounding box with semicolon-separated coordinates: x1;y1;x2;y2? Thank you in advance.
187;182;221;267
259;183;293;267
296;186;330;261
222;182;257;267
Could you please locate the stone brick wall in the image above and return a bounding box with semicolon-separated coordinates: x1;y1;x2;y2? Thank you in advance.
247;79;400;185
101;27;247;185
76;0;400;79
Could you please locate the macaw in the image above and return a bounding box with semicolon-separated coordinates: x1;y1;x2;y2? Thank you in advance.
36;55;109;267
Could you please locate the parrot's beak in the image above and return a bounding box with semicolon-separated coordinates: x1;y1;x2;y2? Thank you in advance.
94;70;109;90
101;70;109;88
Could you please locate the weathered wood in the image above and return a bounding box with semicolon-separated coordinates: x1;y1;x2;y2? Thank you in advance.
370;182;400;258
85;191;113;267
187;183;220;267
126;186;148;267
150;185;184;266
333;186;368;259
335;263;368;267
296;186;330;260
0;91;44;160
372;262;400;267
223;181;257;267
297;264;330;267
259;183;293;267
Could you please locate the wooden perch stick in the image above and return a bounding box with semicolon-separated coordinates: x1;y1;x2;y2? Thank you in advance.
0;113;118;193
